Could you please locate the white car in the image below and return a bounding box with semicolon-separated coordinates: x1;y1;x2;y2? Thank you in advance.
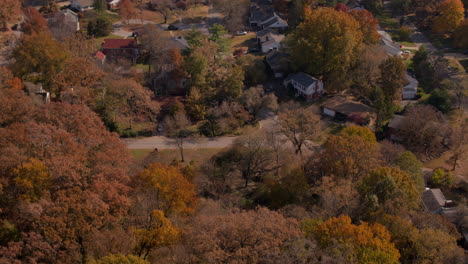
403;50;411;54
236;31;248;36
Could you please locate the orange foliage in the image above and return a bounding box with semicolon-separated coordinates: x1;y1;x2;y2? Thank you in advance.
432;0;465;35
139;163;198;215
303;215;400;264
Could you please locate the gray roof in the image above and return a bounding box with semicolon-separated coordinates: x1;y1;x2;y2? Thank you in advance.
422;188;446;213
265;50;289;71
322;96;372;115
285;72;317;87
388;115;408;129
262;15;288;28
250;6;275;23
378;31;401;56
257;28;278;38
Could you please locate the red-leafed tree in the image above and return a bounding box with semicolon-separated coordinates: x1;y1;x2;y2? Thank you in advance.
349;9;381;44
0;0;21;30
335;3;350;12
119;0;135;24
22;7;48;35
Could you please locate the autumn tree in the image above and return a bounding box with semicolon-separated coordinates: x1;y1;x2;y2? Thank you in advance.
392;151;425;191
119;0;135;24
302;215;400;264
12;158;50;202
184;207;302;263
0;0;21;29
239;86;278;118
276;106;321;159
359;167;420;215
233;131;278;187
432;0;464;36
310;175;361;219
22;7;48;35
447;119;467;170
138;163;198;215
313;130;381;180
0;103;132;263
133;210;179;259
87;17;113;37
12;32;68;89
349;9;381;44
212;0;250;32
379;56;407;101
88;254;149;264
236;54;268;86
287;8;363;89
431;168;454;186
94;77;159;134
162;112;194;162
454;18;468;48
399;105;450;156
351;46;386;99
339;126;377;143
379;215;465;264
150;0;174;24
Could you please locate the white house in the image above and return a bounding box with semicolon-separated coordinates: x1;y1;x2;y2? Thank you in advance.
403;73;418;100
284;72;323;101
71;0;94;11
256;28;284;53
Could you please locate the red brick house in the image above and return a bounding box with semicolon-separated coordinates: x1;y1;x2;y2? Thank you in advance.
101;38;140;63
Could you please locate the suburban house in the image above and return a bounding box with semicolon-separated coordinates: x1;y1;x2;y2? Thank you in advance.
95;51;107;65
48;9;80;39
378;30;402;57
101;38;140;63
422;188;455;214
71;0;94;11
403;73;418;100
283;72;323;101
265;50;289;78
107;0;121;9
24;82;50;105
322;96;374;126
249;2;288;31
256;28;284;53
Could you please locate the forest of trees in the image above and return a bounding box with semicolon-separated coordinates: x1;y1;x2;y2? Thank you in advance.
0;0;467;263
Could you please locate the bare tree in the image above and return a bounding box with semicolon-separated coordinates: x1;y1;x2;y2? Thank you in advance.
163;112;193;162
139;24;168;76
276;106;321;161
234;131;278;188
212;0;250;32
150;0;175;24
400;105;450;156
240;85;278;119
447;119;467;171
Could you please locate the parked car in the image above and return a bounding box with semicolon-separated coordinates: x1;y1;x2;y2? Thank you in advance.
403;50;411;54
168;24;178;30
248;47;260;53
236;31;248;36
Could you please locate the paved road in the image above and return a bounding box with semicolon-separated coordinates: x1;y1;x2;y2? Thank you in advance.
125;115;277;150
408;23;438;52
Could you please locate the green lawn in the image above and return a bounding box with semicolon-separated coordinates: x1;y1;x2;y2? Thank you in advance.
130;149;153;161
399;41;417;47
378;16;399;30
137;148;224;165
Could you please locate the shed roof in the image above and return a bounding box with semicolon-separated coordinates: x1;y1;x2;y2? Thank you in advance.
322;96;372;115
422;188;446;213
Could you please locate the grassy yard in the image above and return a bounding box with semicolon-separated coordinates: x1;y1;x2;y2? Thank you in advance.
230;32;256;52
398;41;417;47
378;16;399;30
136;148;225;165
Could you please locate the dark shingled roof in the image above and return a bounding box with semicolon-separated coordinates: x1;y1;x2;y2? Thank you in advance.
102;39;137;49
322;96;372;115
422;189;446;213
265;50;289;71
285;72;317;87
257;28;278;38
